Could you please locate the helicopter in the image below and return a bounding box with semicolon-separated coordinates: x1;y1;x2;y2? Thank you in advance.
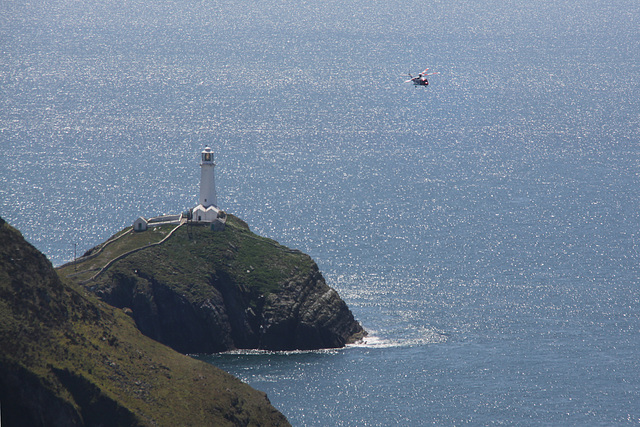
405;68;438;86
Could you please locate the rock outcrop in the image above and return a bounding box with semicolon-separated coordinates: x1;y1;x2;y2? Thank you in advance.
0;217;290;426
60;215;366;354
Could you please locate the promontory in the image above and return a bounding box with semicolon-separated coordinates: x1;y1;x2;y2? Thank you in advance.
57;214;366;354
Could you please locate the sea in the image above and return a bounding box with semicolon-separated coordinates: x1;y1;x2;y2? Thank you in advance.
2;0;640;424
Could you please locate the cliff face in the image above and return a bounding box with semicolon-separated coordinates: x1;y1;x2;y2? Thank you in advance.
60;215;365;354
0;217;289;426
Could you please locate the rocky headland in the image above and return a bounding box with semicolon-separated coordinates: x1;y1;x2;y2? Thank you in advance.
58;214;366;354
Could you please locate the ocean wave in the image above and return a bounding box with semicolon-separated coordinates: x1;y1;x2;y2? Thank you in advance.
348;328;449;349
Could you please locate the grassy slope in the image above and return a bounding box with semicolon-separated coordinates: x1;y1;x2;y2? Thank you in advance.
59;225;172;284
0;219;289;426
59;215;315;306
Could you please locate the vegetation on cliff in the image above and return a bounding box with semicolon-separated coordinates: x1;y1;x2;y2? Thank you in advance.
59;214;366;353
0;217;289;426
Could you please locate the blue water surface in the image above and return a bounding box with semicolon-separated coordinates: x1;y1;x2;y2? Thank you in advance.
2;0;640;424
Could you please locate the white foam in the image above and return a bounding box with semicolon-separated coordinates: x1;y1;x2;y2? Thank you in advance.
348;334;395;348
348;328;448;349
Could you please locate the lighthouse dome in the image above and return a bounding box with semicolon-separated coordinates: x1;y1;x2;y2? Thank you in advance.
201;146;214;163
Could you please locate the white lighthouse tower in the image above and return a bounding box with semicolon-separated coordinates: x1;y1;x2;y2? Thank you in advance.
192;146;220;222
199;146;217;208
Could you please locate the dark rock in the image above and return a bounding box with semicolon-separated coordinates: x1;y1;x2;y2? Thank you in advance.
259;265;365;351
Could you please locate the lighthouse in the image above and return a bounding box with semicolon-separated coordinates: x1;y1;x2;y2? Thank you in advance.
192;146;221;222
131;145;224;232
199;146;217;208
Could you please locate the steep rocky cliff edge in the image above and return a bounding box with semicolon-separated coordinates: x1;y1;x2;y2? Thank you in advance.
0;217;289;426
58;214;366;353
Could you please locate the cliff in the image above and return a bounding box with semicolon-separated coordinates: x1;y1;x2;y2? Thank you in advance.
59;215;366;354
0;217;289;426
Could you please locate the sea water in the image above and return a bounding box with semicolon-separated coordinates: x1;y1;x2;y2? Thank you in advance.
2;0;640;424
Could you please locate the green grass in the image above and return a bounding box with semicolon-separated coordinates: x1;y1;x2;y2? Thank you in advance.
63;215;315;306
58;225;176;283
2;218;289;426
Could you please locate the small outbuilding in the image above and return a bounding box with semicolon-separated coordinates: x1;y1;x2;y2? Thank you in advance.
133;217;149;232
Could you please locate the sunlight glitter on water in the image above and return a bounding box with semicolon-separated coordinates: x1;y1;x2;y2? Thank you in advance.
3;0;640;424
